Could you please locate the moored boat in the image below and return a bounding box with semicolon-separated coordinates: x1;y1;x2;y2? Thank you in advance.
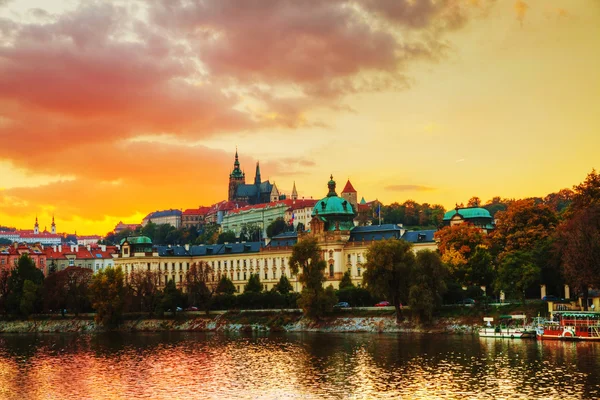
536;311;600;341
479;315;536;339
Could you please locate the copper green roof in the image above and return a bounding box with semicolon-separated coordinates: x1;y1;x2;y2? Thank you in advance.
443;207;492;221
312;176;356;218
120;236;152;245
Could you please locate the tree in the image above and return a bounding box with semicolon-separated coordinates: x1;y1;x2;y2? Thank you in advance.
571;169;600;212
266;218;288;238
467;197;482;207
0;269;10;314
216;275;236;295
127;270;161;314
289;237;336;319
217;230;236;244
62;267;92;316
274;275;293;295
239;223;261;241
409;250;448;323
362;239;416;322
434;224;486;285
338;271;355;290
295;222;305;232
20;280;38;317
196;224;221;245
161;279;184;316
244;274;263;293
89;266;126;327
556;205;600;310
6;254;44;316
494;251;540;303
185;262;217;313
490;199;558;260
465;246;494;290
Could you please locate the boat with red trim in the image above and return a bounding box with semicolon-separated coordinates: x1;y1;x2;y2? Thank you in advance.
536;311;600;341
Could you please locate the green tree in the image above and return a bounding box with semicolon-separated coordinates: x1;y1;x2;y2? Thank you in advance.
217;230;237;244
465;246;495;290
0;269;10;314
289;237;336;319
89;266;126;327
266;218;289;238
239;223;261;241
494;251;540;303
363;239;415;322
185;262;217;313
6;254;44;316
408;250;448;323
338;271;355;290
216;275;236;295
244;274;263;293
274;275;294;295
161;279;184;316
20;280;38;317
196;224;220;245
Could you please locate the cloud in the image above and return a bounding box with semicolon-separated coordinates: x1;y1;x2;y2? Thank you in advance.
385;184;435;192
514;0;528;25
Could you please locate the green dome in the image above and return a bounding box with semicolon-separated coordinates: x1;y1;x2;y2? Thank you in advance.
312;196;355;217
443;207;492;221
120;236;152;245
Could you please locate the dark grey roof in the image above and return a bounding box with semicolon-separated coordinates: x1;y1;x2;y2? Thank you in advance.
268;232;298;247
146;209;182;220
349;224;402;242
401;230;436;243
259;181;272;193
235;184;259;197
154;242;262;257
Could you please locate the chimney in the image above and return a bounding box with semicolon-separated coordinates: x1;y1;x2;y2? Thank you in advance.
184;244;190;251
71;245;77;252
58;245;62;252
86;244;91;251
53;245;57;252
101;244;106;252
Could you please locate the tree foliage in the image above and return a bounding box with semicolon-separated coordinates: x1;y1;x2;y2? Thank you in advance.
289;237;334;319
89;266;126;327
244;274;263;293
494;251;540;302
127;269;161;315
239;223;261;241
434;224;486;285
338;271;355;290
381;201;445;227
362;239;415;322
409;250;448;323
266;218;289;238
6;254;44;316
274;275;293;295
217;230;237;244
185;262;217;313
216;275;236;295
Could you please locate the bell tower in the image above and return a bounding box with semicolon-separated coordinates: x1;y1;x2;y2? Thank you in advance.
51;215;56;234
228;148;245;201
34;216;39;235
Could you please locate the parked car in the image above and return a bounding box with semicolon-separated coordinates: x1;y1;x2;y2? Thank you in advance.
334;302;350;309
375;301;391;307
185;306;199;311
457;298;476;306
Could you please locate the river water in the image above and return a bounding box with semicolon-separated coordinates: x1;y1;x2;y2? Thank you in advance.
0;332;599;399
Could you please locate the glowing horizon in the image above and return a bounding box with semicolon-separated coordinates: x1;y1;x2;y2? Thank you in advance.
0;0;598;235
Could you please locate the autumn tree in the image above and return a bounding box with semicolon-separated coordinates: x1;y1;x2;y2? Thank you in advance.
89;266;126;327
434;224;487;285
556;204;600;310
409;250;448;323
289;237;336;319
467;197;482;207
363;239;415;322
185;261;217;313
570;168;600;211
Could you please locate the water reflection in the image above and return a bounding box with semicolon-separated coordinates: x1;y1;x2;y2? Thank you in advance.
0;333;599;399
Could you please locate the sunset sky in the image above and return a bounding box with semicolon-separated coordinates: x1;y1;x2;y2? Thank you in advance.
0;0;599;235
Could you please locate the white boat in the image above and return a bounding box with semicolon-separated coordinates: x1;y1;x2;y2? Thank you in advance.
478;315;536;339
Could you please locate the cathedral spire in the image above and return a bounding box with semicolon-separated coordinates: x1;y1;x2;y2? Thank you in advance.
291;181;298;200
51;214;56;234
254;161;261;185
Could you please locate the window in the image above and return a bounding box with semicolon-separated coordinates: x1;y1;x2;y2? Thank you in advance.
265;272;268;280
357;267;361;276
68;259;74;266
357;254;362;263
244;272;247;281
329;264;334;278
347;254;351;263
237;272;240;281
147;263;151;271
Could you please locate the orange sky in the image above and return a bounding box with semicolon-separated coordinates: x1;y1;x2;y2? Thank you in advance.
0;0;599;235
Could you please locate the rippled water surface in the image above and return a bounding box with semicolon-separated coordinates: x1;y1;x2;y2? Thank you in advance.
1;332;599;399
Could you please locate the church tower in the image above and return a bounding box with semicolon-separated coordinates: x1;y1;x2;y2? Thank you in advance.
270;183;280;202
34;216;39;235
254;161;261;185
228;149;246;201
51;215;56;234
291;181;298;200
341;180;358;211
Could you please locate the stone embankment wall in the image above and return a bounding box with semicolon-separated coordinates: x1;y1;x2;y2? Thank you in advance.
0;314;477;335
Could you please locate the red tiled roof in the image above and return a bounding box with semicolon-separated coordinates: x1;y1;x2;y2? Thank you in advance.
183;207;210;216
342;180;357;193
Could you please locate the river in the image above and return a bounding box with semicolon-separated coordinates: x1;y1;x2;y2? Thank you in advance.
0;332;598;399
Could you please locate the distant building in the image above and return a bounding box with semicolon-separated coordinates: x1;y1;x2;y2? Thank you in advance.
0;243;47;274
77;235;102;246
181;207;210;229
0;217;61;246
114;221;140;234
142;209;182;228
45;244;118;273
442;206;495;233
205;200;248;225
228;150;281;205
